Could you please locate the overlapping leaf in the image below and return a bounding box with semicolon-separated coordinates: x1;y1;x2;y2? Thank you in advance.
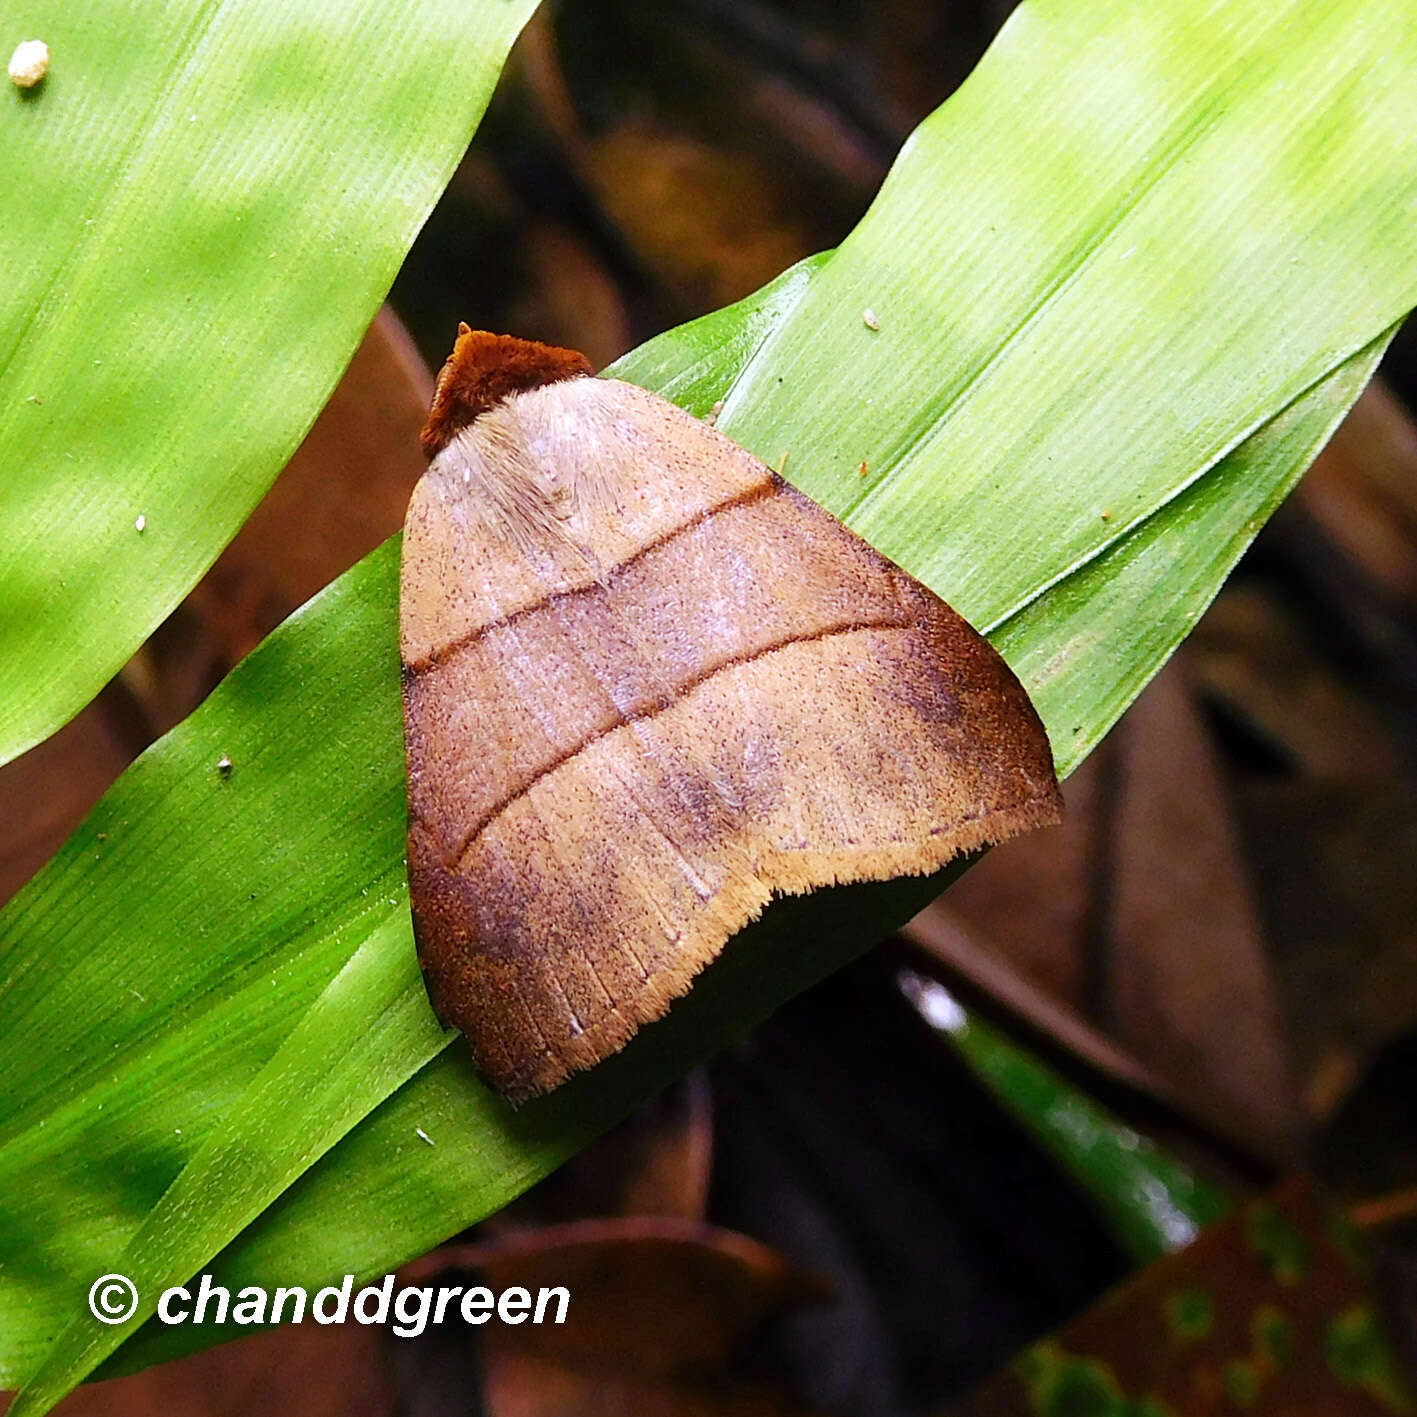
0;0;538;767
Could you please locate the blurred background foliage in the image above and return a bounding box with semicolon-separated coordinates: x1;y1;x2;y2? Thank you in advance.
4;0;1417;1413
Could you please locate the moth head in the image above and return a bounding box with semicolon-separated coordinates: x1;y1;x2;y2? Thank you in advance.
420;325;595;460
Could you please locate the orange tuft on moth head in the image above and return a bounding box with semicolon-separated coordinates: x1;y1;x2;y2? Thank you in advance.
419;325;595;459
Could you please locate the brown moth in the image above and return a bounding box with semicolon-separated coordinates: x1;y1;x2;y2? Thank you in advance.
401;326;1061;1102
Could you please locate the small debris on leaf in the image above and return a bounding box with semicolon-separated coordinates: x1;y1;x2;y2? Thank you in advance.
862;308;881;331
8;40;49;89
216;753;233;777
858;460;870;479
134;514;146;533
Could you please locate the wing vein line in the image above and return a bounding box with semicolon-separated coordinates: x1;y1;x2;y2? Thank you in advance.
444;616;913;871
405;478;777;674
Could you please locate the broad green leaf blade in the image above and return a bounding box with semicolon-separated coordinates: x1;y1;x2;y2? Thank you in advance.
611;254;830;416
4;0;1417;1397
7;913;451;1416
0;0;538;767
995;332;1392;777
717;0;1417;634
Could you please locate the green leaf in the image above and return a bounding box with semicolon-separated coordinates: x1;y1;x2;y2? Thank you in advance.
899;968;1233;1265
10;913;452;1414
3;0;1416;1404
0;0;538;768
994;331;1391;777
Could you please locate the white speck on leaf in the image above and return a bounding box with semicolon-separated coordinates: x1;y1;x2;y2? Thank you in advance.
415;1127;435;1146
134;514;146;533
862;308;881;331
8;39;49;88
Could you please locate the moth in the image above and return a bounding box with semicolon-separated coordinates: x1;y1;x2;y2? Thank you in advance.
401;327;1061;1102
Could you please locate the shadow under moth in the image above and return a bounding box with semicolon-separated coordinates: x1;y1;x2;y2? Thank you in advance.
401;326;1061;1102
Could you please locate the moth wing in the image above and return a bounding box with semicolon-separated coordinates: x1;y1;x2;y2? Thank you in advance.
401;378;1059;1100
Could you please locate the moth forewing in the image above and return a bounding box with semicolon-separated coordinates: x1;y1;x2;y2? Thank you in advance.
401;329;1061;1102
